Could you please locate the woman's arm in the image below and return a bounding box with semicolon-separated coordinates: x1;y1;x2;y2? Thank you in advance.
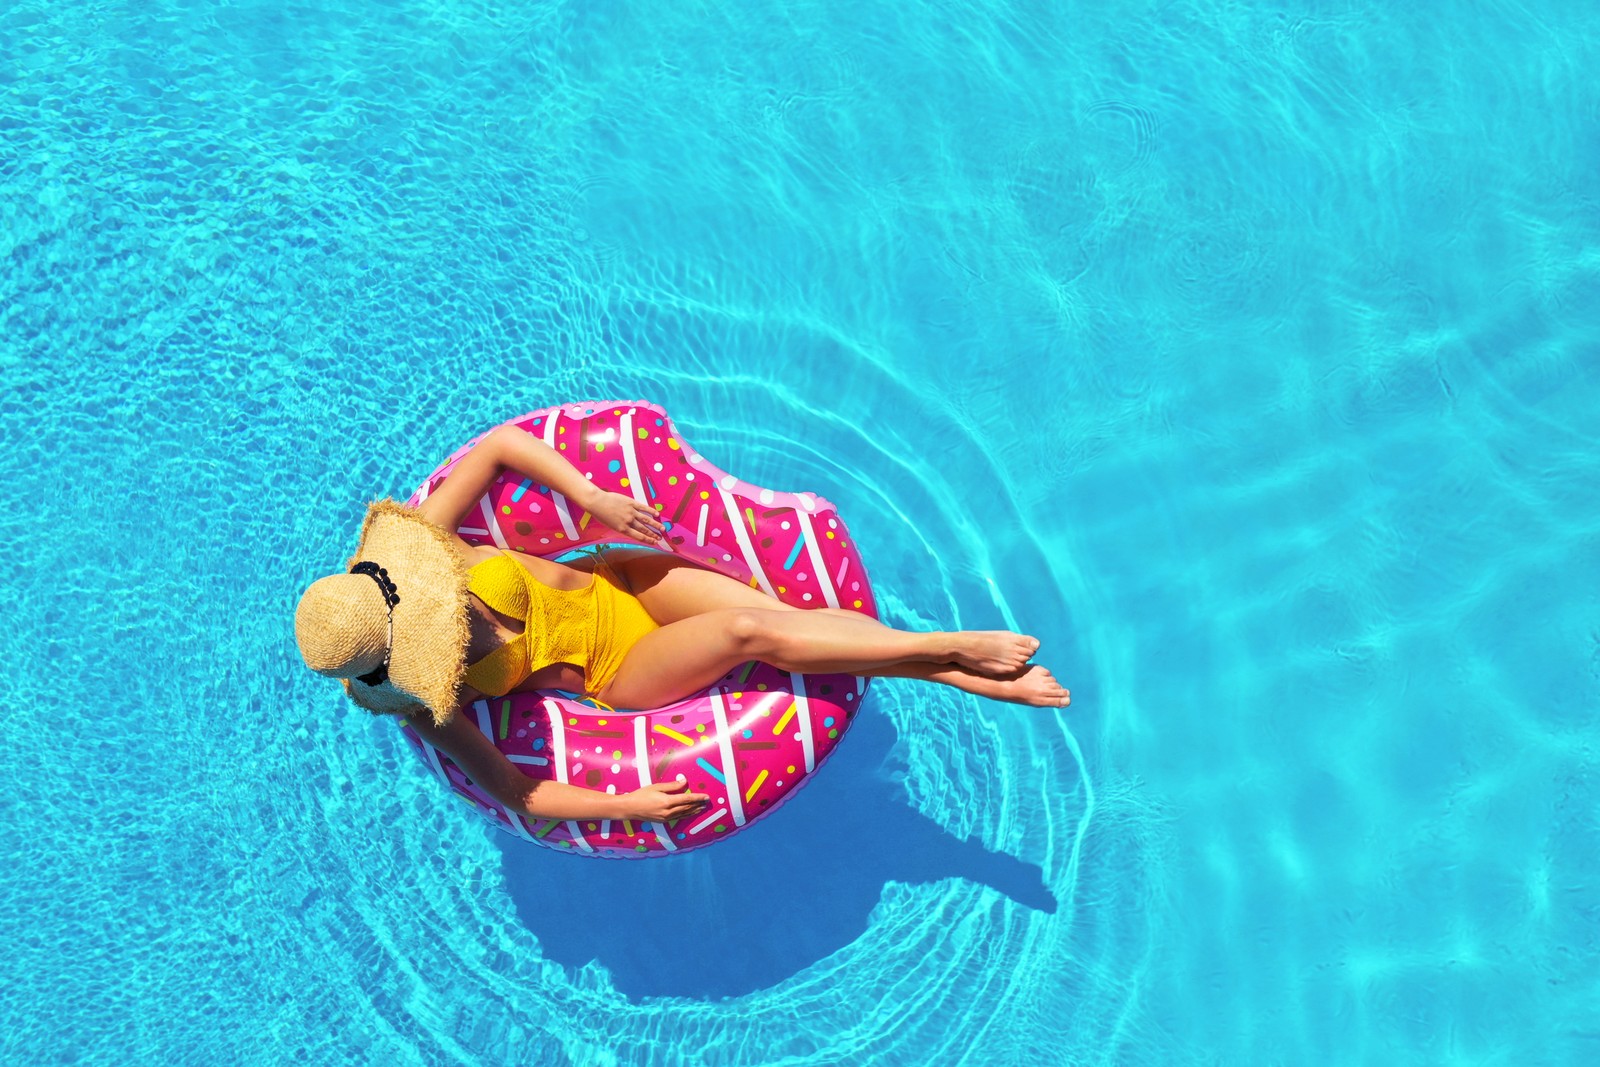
415;423;664;543
415;424;595;534
406;708;708;822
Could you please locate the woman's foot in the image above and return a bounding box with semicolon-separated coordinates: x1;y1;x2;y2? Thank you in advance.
870;660;1071;707
946;631;1041;675
948;663;1071;707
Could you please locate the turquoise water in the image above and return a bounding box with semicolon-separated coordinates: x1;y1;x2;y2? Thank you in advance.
4;0;1598;1062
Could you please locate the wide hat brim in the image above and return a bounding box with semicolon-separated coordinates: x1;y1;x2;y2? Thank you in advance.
340;500;470;725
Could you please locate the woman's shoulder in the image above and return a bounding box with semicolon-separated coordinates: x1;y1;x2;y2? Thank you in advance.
458;543;536;574
457;541;503;567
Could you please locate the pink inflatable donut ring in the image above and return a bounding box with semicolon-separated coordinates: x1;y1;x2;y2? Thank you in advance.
397;400;879;858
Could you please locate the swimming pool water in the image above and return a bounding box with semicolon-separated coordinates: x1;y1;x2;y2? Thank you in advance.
3;0;1598;1063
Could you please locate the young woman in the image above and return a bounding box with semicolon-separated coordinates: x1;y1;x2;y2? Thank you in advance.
294;423;1070;827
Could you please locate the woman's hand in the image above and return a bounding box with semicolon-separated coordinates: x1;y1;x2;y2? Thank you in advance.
588;490;666;543
622;780;709;823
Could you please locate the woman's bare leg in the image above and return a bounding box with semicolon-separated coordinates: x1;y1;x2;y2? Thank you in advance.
596;607;1050;710
602;549;1040;675
597;608;938;708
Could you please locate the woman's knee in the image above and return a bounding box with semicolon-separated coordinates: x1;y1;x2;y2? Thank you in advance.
725;609;770;654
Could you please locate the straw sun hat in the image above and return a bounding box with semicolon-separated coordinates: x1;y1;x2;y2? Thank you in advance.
294;500;470;725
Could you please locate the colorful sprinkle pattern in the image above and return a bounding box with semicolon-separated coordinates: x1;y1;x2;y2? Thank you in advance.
398;401;878;858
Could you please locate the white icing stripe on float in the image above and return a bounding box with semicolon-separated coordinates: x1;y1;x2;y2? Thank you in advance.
540;410;580;541
467;703;534;838
718;488;776;597
477;495;509;549
793;509;840;608
423;729;514;829
687;807;728;835
421;740;452;788
710;691;746;827
790;671;816;772
618;412;648;506
415;479;431;503
544;698;593;852
695;503;709;546
635;714;677;851
505;810;537;841
550;492;579;542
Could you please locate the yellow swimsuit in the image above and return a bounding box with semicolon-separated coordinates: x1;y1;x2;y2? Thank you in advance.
462;549;660;702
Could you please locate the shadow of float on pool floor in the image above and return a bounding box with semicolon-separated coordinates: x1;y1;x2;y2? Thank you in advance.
496;705;1057;1000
